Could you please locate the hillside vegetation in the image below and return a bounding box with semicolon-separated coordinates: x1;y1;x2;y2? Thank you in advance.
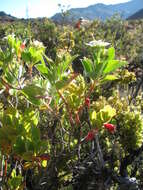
0;16;143;190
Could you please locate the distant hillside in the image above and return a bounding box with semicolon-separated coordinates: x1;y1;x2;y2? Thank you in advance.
52;0;143;22
128;8;143;20
0;11;17;22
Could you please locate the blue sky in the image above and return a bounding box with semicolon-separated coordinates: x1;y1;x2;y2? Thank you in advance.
0;0;130;18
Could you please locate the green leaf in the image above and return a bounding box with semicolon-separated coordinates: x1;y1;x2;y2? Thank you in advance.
5;70;17;85
42;160;47;167
101;74;118;82
29;47;43;64
43;54;54;65
55;76;70;90
25;140;35;152
59;54;76;74
21;84;47;105
30;126;40;142
108;47;115;60
36;64;49;75
36;64;54;83
21;109;39;132
0;50;5;62
99;105;116;122
82;58;92;75
91;111;97;120
103;60;127;74
0;125;18;143
21;51;32;63
8;174;22;190
13;136;26;155
94;60;107;78
1;107;19;127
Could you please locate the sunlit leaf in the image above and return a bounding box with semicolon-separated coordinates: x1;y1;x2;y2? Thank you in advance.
91;111;97;120
99;105;116;122
108;47;115;60
42;160;47;167
103;60;127;74
101;74;118;82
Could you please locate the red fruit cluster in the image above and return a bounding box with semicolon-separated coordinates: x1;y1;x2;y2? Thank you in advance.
85;97;90;109
85;131;95;141
85;129;98;141
103;123;116;133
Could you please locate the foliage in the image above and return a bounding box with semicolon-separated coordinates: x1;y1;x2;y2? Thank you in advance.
0;17;143;190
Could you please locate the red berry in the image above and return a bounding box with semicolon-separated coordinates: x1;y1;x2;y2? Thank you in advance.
103;123;116;134
85;129;98;141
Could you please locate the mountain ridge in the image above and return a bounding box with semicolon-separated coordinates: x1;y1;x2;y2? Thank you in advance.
0;11;17;22
128;8;143;19
52;0;143;22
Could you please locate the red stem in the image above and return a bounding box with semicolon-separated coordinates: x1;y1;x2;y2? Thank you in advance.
4;159;7;177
